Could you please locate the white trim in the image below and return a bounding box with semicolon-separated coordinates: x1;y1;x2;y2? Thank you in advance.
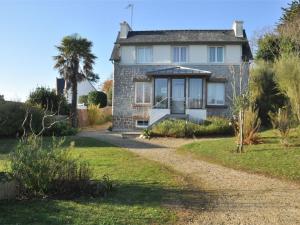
135;120;149;128
206;82;225;106
208;46;224;63
136;46;153;64
171;46;189;64
134;81;152;104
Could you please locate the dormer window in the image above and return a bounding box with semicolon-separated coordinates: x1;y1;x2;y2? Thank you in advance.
209;46;224;63
172;46;187;63
136;47;153;63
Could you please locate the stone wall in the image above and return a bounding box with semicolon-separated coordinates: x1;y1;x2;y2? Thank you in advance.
112;64;249;130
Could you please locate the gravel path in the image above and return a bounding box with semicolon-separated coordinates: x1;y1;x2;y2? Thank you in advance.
79;131;300;225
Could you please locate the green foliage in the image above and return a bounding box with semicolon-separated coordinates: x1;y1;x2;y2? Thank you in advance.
88;91;107;108
10;136;92;197
45;121;78;136
250;61;286;126
27;87;69;115
107;88;112;106
0;95;4;103
279;0;300;24
78;95;88;105
0;102;43;137
256;34;281;62
274;53;300;121
151;117;233;138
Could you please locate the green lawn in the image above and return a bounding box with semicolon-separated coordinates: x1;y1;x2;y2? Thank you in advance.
0;137;183;225
177;130;300;182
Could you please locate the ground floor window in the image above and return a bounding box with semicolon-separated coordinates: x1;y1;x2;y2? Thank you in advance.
135;82;151;104
136;120;149;128
188;78;203;108
154;78;168;108
207;82;225;105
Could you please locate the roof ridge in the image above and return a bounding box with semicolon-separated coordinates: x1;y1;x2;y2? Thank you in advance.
129;29;233;32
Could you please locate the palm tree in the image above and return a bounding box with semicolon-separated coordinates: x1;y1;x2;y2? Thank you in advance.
54;34;98;127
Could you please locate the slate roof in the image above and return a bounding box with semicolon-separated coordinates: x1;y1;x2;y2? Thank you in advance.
118;30;248;44
146;66;211;76
110;29;253;61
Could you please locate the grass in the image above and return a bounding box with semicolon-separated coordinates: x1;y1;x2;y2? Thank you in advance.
0;137;182;225
177;130;300;182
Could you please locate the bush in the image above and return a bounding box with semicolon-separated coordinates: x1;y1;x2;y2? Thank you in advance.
45;120;78;136
0;102;44;137
10;136;92;197
27;87;70;115
88;91;107;108
87;105;112;126
79;95;88;106
151;117;233;138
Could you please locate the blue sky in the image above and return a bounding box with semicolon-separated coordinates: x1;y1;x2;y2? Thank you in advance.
0;0;290;101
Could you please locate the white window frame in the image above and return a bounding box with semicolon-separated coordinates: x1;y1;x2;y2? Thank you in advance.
206;82;225;106
136;120;149;128
172;46;188;63
135;82;151;104
136;46;153;64
208;46;224;63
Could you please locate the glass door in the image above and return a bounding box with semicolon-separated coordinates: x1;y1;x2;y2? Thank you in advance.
171;79;185;114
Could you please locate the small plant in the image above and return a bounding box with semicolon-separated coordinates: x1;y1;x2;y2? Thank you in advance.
10;136;93;198
270;108;291;147
243;107;262;145
142;129;152;139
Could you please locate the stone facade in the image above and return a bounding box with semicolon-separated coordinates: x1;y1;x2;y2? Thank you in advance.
112;63;249;131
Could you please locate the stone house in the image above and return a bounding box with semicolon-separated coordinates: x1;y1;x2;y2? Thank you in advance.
110;21;253;131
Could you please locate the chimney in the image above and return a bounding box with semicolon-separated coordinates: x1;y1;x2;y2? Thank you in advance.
119;21;132;39
232;20;244;38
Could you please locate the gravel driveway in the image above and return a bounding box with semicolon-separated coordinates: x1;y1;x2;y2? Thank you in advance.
79;131;300;225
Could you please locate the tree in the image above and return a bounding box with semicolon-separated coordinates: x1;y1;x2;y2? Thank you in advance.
0;94;4;103
255;33;281;62
88;91;107;108
249;61;286;126
101;79;113;106
274;53;300;122
54;34;98;127
27;87;69;115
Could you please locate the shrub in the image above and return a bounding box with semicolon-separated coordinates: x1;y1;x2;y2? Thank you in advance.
88;91;107;108
151;117;233;138
79;95;88;106
87;105;112;126
270;108;291;146
27;87;70;115
45;120;78;136
242;107;262;145
10;136;92;197
0;102;44;137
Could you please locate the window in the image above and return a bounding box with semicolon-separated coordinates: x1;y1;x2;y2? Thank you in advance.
188;78;203;108
136;47;153;63
209;47;224;63
154;78;168;108
172;46;187;63
136;120;149;128
207;82;225;105
135;82;151;104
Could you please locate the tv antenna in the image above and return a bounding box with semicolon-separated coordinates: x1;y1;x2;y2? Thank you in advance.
125;3;134;28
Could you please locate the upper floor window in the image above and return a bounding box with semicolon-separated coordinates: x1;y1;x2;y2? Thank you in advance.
136;47;153;63
207;82;225;105
209;46;224;63
135;82;151;104
172;46;187;63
